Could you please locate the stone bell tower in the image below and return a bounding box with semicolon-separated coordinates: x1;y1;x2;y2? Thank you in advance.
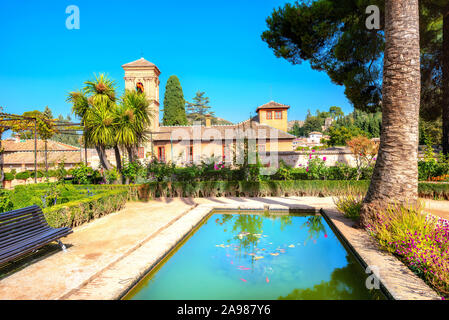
122;57;161;133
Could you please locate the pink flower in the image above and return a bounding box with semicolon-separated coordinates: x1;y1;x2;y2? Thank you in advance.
312;149;315;152
323;157;326;161
324;234;328;238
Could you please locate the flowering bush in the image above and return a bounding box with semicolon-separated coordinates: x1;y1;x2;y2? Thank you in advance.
346;136;379;180
368;204;449;298
335;197;449;298
306;155;328;179
430;174;449;182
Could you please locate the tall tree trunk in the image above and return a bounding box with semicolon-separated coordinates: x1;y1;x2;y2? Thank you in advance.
127;146;134;163
0;136;4;187
95;145;113;170
443;7;449;155
113;145;122;172
360;0;421;227
44;140;48;172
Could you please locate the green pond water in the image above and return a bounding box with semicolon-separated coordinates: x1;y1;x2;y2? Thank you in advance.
125;212;386;300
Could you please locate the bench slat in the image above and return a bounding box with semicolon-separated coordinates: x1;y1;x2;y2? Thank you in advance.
0;205;73;265
0;206;42;222
0;216;48;235
0;228;73;265
0;226;51;249
0;228;72;258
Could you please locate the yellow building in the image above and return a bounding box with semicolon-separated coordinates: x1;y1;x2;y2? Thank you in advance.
121;58;295;165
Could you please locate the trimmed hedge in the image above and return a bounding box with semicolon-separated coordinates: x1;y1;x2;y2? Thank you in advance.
3;172;15;181
134;180;371;200
134;180;449;200
418;182;449;200
43;189;129;228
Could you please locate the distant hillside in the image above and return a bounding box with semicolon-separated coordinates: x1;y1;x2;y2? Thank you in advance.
288;120;304;130
186;116;233;126
212;117;233;125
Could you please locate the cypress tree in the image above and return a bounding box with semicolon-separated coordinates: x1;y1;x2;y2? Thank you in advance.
162;75;188;126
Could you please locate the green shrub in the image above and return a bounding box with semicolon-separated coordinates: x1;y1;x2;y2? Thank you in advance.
29;170;44;178
47;169;57;177
3;172;15;181
103;168;120;184
418;183;449;200
136;180;370;200
0;189;13;212
15;171;30;180
43;189;129;228
147;160;176;181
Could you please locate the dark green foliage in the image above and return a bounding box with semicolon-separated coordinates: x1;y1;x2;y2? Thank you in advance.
122;161;147;183
162;75;188;126
302;115;323;136
330;110;382;138
186;91;215;124
326;126;367;146
261;0;384;112
43;189;129;228
30;170;44;178
15;171;30;180
0;189;13;212
418;160;449;181
69;163;102;184
3;172;15;181
420;118;442;145
288;121;303;137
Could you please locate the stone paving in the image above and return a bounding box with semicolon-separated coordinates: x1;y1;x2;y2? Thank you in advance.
0;196;444;300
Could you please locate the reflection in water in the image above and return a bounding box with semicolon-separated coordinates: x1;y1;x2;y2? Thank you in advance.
302;216;327;243
279;254;384;300
127;213;386;300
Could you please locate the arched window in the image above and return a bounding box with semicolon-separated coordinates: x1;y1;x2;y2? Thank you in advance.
136;82;144;93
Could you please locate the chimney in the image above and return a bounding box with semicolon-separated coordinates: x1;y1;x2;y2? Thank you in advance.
205;115;212;127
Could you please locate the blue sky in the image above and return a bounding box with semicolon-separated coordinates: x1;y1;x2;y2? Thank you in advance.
0;0;353;125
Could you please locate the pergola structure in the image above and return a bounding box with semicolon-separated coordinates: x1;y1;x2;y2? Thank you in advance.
0;112;83;183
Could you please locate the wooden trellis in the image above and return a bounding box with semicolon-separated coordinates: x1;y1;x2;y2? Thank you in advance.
0;112;84;183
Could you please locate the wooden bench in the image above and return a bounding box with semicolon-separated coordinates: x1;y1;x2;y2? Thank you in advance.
0;205;73;265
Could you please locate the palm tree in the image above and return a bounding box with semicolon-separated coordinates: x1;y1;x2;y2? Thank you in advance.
67;74;117;170
115;90;152;162
360;0;421;227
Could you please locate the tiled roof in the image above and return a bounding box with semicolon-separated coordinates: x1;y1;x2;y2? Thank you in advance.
2;139;80;152
122;57;156;68
256;101;290;112
4;151;82;165
155;120;295;141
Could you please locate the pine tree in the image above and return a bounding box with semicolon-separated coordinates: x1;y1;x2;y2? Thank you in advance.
43;106;53;120
162;76;188;126
186;91;215;124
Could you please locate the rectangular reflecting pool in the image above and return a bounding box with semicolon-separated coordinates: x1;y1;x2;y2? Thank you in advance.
124;211;386;300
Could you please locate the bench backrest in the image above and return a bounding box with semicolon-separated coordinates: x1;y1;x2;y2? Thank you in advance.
0;205;49;249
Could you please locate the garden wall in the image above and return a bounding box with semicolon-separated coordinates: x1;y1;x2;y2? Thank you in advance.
276;149;357;168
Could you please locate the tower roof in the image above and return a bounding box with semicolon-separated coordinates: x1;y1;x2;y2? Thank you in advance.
256;101;290;112
122;57;156;68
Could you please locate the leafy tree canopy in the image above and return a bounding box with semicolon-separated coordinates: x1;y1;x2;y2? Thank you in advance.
262;0;447;119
